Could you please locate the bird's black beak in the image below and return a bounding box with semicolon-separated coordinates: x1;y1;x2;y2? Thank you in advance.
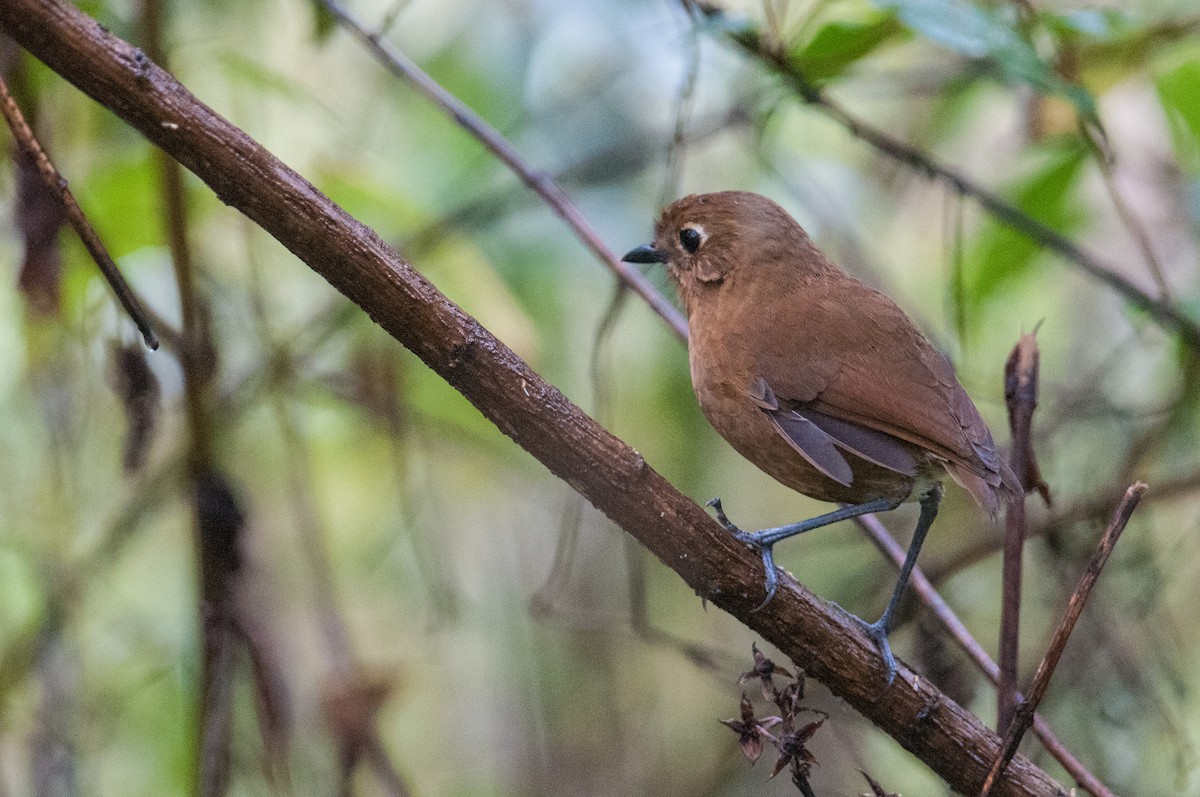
621;244;667;264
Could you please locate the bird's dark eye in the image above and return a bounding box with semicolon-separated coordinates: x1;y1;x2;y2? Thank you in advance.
679;227;702;254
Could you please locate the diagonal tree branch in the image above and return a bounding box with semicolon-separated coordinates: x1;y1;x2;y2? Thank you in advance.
0;1;1065;794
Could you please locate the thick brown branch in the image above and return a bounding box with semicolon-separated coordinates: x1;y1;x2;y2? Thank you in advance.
0;2;1064;794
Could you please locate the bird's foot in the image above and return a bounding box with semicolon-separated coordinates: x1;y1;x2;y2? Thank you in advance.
706;497;739;533
706;498;779;611
853;615;898;686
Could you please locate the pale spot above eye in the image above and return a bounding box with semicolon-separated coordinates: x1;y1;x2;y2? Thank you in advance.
679;224;706;254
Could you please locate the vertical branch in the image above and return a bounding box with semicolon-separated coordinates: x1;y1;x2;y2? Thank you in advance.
143;0;205;465
660;0;701;208
193;470;245;797
31;606;78;797
996;490;1022;733
998;330;1042;731
141;2;231;794
980;482;1147;796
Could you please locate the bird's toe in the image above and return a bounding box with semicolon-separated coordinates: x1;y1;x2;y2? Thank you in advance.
853;616;899;686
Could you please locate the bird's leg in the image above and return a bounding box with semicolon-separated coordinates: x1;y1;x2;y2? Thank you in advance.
855;483;943;685
707;496;901;611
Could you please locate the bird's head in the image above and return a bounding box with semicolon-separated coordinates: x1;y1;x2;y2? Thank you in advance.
622;191;828;312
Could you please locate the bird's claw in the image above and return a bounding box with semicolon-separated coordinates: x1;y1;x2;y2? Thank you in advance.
706;497;739;533
854;615;899;686
706;498;779;611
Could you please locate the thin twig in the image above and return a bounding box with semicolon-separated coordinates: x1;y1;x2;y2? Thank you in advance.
705;12;1200;350
0;74;158;349
998;331;1041;731
854;513;1117;797
1095;150;1171;301
661;1;702;208
979;482;1148;796
198;612;236;797
317;0;688;341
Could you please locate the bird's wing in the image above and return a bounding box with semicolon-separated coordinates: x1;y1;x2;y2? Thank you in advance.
750;377;917;486
750;276;1003;490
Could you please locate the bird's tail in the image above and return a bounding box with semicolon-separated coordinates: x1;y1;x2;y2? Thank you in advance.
944;459;1023;521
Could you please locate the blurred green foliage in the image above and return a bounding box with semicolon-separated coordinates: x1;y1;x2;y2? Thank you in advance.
1158;58;1200;171
2;1;1200;796
878;0;1098;119
963;138;1088;320
788;11;906;83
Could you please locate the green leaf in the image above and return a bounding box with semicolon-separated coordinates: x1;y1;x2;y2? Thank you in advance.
874;0;1097;121
964;141;1088;311
1156;59;1200;170
790;13;905;83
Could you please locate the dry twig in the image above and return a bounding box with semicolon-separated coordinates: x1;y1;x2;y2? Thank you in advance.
979;482;1148;795
998;331;1042;731
0;73;157;348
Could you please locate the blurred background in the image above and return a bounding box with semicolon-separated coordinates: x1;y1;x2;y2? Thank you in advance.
2;0;1199;794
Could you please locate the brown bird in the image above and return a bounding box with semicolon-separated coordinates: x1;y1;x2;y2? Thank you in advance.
623;191;1020;683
